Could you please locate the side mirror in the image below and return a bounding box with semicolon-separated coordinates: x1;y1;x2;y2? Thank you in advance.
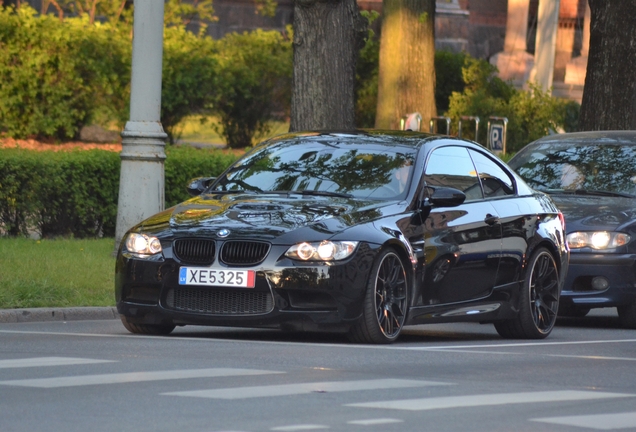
426;186;466;208
186;177;216;196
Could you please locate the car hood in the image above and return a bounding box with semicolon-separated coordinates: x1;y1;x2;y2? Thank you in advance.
136;192;399;243
548;194;636;233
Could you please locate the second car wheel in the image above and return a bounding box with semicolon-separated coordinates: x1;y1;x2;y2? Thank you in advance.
348;249;408;344
495;247;560;339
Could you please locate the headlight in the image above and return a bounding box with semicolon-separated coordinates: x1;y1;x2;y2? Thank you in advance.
566;231;630;250
125;233;163;256
285;241;359;261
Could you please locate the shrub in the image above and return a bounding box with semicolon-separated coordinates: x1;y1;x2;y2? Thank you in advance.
0;6;130;140
0;146;243;238
161;26;218;144
210;29;293;149
445;57;579;152
164;146;240;207
0;150;40;236
434;50;468;113
355;11;380;128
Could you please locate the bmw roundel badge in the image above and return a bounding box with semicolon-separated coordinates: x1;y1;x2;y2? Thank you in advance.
217;229;230;238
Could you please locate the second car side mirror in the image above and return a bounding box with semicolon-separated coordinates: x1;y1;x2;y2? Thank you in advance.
186;177;216;196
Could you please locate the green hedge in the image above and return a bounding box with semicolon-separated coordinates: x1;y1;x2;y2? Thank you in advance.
0;6;130;139
0;147;241;238
0;6;291;149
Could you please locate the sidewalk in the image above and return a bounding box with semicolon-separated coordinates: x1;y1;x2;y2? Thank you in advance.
0;307;118;323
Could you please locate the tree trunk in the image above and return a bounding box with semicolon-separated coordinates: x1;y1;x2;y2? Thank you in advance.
290;0;367;132
375;0;436;130
579;0;636;130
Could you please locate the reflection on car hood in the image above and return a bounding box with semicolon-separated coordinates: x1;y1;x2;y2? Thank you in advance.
138;192;396;242
548;194;636;232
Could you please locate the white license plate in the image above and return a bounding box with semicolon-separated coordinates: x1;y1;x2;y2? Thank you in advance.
179;267;255;288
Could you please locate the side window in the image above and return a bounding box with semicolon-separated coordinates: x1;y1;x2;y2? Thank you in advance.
468;149;515;198
424;146;483;201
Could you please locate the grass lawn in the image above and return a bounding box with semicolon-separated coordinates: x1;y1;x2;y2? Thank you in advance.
0;238;116;309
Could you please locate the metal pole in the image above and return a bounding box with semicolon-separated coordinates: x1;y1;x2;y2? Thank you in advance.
458;116;480;142
429;116;451;135
114;0;167;253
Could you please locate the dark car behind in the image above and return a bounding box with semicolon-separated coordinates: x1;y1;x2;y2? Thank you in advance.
508;131;636;328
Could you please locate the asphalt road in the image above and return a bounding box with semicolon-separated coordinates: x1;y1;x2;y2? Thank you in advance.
0;307;635;432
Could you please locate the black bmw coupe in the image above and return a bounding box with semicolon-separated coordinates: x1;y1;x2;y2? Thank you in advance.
116;130;569;343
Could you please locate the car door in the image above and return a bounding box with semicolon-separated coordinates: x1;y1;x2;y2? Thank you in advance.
467;148;526;289
419;145;503;306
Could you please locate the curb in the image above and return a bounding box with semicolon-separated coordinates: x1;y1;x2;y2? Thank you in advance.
0;307;119;324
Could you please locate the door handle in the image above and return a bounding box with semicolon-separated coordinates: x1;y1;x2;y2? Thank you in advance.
484;213;499;225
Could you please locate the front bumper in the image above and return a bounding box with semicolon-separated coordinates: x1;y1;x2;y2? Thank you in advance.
560;252;636;308
116;243;380;332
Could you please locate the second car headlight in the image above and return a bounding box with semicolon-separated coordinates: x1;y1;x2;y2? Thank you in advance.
567;231;630;250
125;233;162;256
285;241;359;261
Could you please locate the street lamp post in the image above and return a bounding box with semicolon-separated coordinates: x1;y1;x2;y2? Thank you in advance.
114;0;167;253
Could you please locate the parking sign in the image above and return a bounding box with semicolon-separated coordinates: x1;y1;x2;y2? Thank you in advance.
487;117;508;154
490;124;504;151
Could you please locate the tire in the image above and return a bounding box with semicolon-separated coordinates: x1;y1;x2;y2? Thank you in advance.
617;303;636;329
348;249;408;344
494;247;560;339
120;315;176;335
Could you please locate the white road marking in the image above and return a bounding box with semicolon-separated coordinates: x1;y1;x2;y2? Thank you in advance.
1;329;635;353
346;391;636;411
347;418;403;425
531;412;636;430
544;354;636;362
163;378;450;399
0;368;283;388
270;425;329;431
0;357;116;369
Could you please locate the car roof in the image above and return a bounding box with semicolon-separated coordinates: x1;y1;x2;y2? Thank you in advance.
262;129;489;152
530;130;636;146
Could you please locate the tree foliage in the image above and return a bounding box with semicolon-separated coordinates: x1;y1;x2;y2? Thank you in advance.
445;56;579;153
355;10;380;128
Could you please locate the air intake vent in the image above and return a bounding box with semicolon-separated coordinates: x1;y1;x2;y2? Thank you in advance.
173;239;216;265
220;241;270;266
166;288;274;315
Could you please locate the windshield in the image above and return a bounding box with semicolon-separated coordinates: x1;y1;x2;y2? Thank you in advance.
212;137;418;200
509;142;636;196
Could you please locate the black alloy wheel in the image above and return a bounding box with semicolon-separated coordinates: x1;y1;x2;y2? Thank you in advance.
495;247;560;339
120;315;176;335
349;249;408;344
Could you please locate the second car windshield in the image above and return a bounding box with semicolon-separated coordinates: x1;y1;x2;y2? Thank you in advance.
213;137;418;200
510;143;636;196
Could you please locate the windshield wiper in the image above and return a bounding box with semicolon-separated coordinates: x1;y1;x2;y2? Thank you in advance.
288;190;353;199
546;189;635;198
208;189;259;195
211;179;263;194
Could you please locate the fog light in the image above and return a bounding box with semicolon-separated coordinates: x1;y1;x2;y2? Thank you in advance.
591;276;609;291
